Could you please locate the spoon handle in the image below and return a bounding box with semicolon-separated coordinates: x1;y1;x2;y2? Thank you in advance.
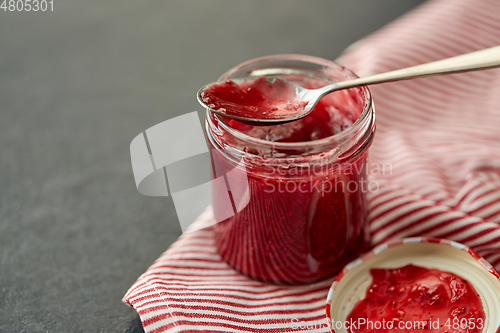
330;45;500;91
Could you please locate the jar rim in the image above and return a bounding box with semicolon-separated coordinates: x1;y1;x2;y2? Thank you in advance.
208;54;373;151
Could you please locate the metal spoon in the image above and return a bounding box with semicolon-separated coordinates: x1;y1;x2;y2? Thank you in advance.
198;45;500;125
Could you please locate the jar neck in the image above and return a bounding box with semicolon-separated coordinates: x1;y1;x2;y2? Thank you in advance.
206;100;375;165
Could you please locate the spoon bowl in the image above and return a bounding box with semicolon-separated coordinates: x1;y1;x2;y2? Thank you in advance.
197;76;308;126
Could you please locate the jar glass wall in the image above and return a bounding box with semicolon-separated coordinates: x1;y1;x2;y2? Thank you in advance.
205;55;375;285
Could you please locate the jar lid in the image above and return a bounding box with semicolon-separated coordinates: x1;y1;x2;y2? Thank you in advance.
326;237;500;333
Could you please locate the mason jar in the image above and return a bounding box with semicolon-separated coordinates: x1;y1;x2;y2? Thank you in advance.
205;54;375;285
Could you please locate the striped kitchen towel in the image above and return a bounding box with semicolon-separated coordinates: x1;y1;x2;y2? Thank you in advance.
124;0;500;331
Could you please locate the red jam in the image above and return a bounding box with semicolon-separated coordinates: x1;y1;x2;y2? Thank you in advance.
222;76;363;142
201;77;307;120
226;91;355;142
207;61;374;285
346;264;486;333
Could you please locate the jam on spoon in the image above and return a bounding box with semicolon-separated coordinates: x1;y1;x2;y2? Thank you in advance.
199;76;307;122
346;264;485;333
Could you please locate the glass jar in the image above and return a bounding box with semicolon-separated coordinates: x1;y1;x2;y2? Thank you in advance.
205;54;375;285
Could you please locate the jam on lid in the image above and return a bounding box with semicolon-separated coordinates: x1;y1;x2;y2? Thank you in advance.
326;238;500;333
347;264;485;332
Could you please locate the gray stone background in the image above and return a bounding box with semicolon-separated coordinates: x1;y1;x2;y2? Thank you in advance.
0;1;425;332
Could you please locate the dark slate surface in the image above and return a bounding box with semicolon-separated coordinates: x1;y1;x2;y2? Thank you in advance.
0;1;424;332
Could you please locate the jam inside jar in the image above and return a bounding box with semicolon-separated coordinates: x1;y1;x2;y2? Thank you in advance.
205;55;376;285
